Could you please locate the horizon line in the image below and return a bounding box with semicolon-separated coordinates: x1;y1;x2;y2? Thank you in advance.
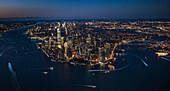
0;17;170;21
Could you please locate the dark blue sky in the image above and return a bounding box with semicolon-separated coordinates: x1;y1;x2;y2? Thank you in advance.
0;0;170;19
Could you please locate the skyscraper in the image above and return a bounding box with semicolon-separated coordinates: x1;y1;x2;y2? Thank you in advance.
57;28;61;48
65;27;68;35
68;35;72;47
48;37;52;49
98;47;102;61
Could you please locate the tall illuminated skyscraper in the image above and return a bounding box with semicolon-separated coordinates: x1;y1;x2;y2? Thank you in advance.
64;42;68;53
68;35;72;46
61;37;64;46
65;27;68;35
58;22;60;27
57;28;61;48
94;37;96;49
48;37;51;48
98;47;102;61
64;42;68;59
62;22;66;27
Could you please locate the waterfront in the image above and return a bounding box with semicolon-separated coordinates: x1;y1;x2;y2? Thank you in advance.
0;25;170;91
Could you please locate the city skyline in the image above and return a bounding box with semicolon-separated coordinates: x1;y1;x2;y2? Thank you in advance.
0;0;170;19
0;0;170;91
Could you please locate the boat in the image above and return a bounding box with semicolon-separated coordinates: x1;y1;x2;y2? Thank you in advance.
37;46;40;49
70;62;75;65
43;72;48;75
121;49;125;52
50;67;54;70
88;85;96;88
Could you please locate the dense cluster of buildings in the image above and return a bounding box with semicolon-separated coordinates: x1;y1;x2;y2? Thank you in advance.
88;20;170;57
25;21;166;69
89;21;170;36
1;20;169;69
0;22;36;36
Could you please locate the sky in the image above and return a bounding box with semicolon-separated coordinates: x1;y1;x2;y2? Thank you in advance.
0;0;170;19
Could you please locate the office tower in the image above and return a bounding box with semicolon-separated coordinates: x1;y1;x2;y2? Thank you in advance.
62;22;66;27
98;47;102;61
57;28;62;49
48;37;51;48
94;37;96;50
68;35;72;46
78;45;81;56
105;48;110;60
64;42;68;53
61;37;65;46
58;22;60;27
87;49;91;60
86;34;91;45
57;28;61;44
65;27;68;35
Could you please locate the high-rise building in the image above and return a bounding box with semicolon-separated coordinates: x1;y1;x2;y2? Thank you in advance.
48;37;52;48
98;47;102;61
57;28;62;49
65;27;68;35
87;49;91;60
61;37;65;46
64;42;68;53
62;22;66;27
68;35;72;47
58;22;60;27
64;42;68;59
94;37;96;49
57;28;61;44
105;48;110;60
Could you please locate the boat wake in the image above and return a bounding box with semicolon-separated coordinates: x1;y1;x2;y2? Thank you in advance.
0;38;16;44
161;57;170;61
136;55;148;67
8;62;22;91
82;85;96;88
36;67;54;70
76;84;96;88
0;46;13;56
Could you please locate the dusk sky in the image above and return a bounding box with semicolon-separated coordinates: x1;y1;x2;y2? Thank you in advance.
0;0;170;19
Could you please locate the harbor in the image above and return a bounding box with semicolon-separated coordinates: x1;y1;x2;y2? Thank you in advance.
0;21;169;91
